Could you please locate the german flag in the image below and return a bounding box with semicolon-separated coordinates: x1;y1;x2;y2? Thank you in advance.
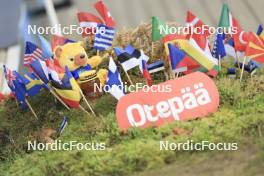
51;67;81;108
245;32;264;63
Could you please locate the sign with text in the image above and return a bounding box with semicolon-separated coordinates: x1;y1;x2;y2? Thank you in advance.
116;72;219;130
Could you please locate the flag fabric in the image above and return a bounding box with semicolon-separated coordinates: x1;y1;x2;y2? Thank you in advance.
212;33;226;59
105;57;124;100
3;65;15;90
168;43;187;73
147;60;165;74
257;25;264;40
24;41;43;67
51;35;75;52
38;35;53;59
141;60;152;86
11;71;28;108
245;32;264;63
58;116;68;135
114;45;148;71
30;59;50;84
22;72;48;97
186;11;210;50
94;24;115;51
94;0;116;27
152;16;167;41
218;4;231;28
0;93;5;101
45;59;65;83
51;67;81;108
235;60;260;73
77;12;104;37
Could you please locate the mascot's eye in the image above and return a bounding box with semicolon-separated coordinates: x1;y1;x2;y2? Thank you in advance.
70;58;74;62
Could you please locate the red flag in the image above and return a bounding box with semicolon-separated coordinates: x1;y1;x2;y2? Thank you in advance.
142;60;152;86
232;18;249;52
186;11;210;50
245;32;264;63
94;0;116;27
0;93;5;101
77;12;103;37
51;35;75;51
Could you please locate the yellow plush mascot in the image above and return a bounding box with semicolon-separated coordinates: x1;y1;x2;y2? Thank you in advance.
54;42;108;97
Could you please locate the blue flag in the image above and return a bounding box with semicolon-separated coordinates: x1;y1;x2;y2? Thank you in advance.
38;35;53;59
168;43;185;71
30;59;50;84
212;33;226;59
58;116;68;135
94;24;115;51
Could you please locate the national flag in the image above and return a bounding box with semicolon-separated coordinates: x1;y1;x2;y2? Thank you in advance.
227;68;236;78
38;35;53;59
245;32;264;63
235;60;260;73
172;37;218;72
168;43;187;73
51;67;81;108
3;65;15;90
105;57;124;100
114;45;145;71
21;72;48;97
58;116;68;135
186;11;210;50
212;33;226;59
94;24;115;51
94;0;116;27
218;4;248;52
51;35;75;52
257;25;264;40
24;41;43;67
152;16;167;41
45;59;65;83
0;93;5;101
141;60;152;86
11;71;27;108
147;60;165;74
77;12;104;37
30;59;50;84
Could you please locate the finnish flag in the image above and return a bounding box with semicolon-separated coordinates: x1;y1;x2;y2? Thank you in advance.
105;57;125;100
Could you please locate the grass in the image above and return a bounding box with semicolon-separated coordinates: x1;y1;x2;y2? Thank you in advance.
0;71;264;176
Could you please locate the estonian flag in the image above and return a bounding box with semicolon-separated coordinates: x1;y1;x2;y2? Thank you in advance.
115;45;148;72
147;60;165;74
105;57;124;100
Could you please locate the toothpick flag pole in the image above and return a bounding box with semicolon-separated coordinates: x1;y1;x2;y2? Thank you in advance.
79;104;90;114
124;70;134;85
49;88;70;110
218;55;221;71
235;51;241;69
240;56;247;82
79;89;96;116
25;99;38;119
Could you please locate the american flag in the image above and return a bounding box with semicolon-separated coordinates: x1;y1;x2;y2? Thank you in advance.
24;41;43;67
3;65;15;89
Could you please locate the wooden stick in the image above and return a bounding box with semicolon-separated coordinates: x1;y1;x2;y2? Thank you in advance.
79;105;89;114
49;88;70;110
97;50;99;56
79;89;96;116
240;56;247;82
176;72;180;78
218;56;221;71
235;51;241;69
25;99;38;119
124;70;134;85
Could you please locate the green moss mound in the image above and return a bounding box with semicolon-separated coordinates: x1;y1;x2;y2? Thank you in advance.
0;74;264;176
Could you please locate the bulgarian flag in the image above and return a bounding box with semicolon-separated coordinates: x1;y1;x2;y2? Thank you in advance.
218;4;249;52
152;16;167;41
245;32;264;63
